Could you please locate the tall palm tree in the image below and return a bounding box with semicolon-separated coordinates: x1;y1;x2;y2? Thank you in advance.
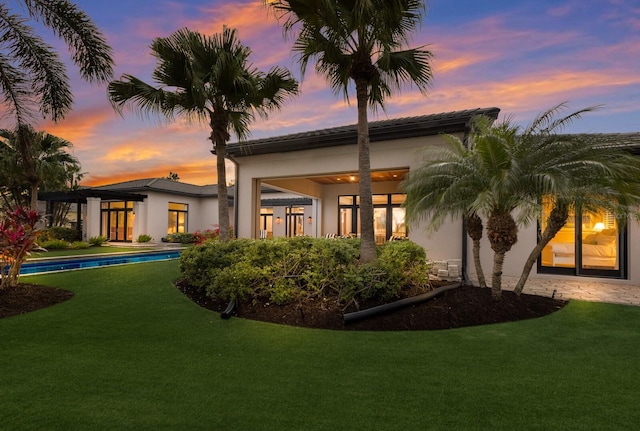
265;0;433;263
0;125;80;210
108;27;298;241
404;104;640;299
0;0;113;124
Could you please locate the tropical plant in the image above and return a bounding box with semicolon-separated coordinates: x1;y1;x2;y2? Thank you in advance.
45;165;84;227
88;235;108;246
0;125;81;210
0;0;113;124
265;0;433;262
510;106;640;293
136;234;152;243
0;206;43;288
403;103;640;299
108;27;298;242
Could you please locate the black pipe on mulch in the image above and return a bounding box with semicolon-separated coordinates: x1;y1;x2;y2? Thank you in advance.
343;283;461;324
221;299;237;320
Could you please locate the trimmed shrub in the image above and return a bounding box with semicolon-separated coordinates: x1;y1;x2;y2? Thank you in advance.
165;232;196;244
179;236;431;307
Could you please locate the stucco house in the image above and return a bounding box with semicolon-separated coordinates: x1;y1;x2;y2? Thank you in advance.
38;178;314;244
226;107;640;287
40;107;640;287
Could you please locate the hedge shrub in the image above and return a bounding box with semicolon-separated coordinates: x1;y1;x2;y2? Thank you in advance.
165;232;196;244
179;237;431;306
42;226;80;242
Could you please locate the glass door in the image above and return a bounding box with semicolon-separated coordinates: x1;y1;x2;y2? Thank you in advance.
539;200;625;278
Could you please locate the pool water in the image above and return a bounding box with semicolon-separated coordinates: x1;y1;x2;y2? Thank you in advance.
17;250;182;275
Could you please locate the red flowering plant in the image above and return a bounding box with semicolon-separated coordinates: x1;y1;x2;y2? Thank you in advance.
0;207;44;289
193;226;234;245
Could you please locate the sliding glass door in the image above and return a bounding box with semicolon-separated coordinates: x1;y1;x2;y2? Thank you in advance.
539;200;625;278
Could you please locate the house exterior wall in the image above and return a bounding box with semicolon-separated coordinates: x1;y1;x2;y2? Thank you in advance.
139;191;219;241
234;130;640;286
464;215;640;286
233;133;464;261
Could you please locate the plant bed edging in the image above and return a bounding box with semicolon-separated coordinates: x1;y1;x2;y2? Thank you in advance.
343;283;462;324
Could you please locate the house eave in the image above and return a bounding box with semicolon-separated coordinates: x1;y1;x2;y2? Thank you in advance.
227;107;501;157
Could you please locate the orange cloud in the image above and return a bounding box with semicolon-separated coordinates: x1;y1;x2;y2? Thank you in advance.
100;145;164;163
38;107;114;144
82;159;234;187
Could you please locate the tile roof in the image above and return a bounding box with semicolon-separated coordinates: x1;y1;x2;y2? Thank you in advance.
227;107;501;157
93;178;221;197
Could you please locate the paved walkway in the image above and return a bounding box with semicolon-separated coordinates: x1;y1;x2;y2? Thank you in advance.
501;276;640;307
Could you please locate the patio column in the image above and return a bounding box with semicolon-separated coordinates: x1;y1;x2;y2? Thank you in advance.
85;197;101;241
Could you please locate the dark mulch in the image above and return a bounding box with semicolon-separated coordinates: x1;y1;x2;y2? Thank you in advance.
1;281;567;331
0;284;74;319
176;280;568;331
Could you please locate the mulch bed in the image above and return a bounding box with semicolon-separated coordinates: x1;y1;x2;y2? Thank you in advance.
176;280;568;331
0;283;74;319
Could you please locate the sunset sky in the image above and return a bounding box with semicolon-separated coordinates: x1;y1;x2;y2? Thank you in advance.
16;0;640;186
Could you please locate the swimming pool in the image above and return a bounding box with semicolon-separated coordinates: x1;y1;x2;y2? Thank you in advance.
18;249;182;275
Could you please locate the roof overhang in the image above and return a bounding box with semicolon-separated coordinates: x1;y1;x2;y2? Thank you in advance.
38;189;147;204
227;107;501;157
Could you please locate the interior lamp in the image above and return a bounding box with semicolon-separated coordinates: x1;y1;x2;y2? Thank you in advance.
593;222;605;233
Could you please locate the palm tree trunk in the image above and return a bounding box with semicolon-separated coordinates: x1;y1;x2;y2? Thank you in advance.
355;78;375;263
513;203;569;295
30;184;38;212
471;238;487;288
215;140;231;241
491;252;505;299
210;111;231;242
466;212;487;288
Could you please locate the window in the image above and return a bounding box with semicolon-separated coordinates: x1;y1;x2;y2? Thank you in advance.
539;199;625;278
286;206;305;237
338;194;406;242
168;202;188;234
100;201;134;241
260;208;273;239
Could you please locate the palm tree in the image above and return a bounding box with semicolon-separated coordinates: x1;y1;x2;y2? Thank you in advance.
0;125;80;210
265;0;433;263
404;103;640;299
403;115;523;298
510;106;640;293
0;0;113;124
108;27;298;241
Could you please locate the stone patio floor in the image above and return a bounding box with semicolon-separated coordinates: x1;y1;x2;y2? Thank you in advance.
501;276;640;307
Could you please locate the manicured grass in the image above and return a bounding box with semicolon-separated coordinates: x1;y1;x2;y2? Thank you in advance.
1;261;639;430
28;246;157;259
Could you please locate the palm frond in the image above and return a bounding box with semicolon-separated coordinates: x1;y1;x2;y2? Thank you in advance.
0;5;72;121
22;0;113;82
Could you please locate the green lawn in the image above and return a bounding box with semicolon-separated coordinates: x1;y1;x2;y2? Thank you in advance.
28;246;160;259
1;261;639;430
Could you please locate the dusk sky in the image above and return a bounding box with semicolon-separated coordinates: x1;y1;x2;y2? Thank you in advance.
17;1;640;186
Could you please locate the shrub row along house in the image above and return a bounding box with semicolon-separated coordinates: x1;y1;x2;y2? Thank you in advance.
39;107;640;287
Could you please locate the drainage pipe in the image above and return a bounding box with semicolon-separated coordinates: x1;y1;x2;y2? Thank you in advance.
343;283;461;324
221;299;237;320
